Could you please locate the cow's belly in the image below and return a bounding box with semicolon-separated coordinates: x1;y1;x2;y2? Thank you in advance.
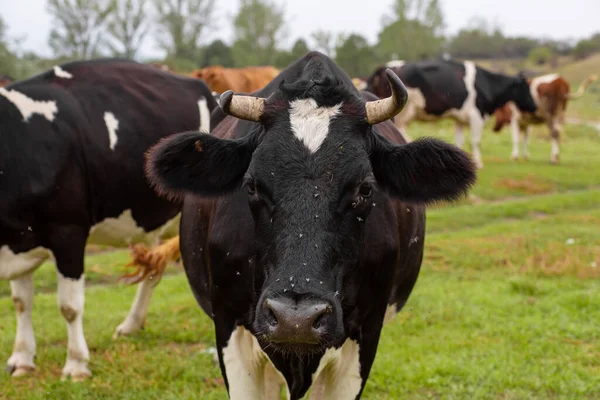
88;209;180;248
0;245;51;280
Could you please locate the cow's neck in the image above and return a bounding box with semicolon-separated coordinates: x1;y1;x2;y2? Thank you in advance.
476;68;520;112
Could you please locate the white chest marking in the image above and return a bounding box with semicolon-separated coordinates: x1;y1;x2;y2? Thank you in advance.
197;97;210;133
309;338;362;400
88;209;180;248
103;112;119;150
289;98;342;153
53;66;73;79
0;88;58;122
221;326;289;400
0;245;51;281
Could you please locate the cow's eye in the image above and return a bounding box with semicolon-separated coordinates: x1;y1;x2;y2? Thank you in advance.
247;180;257;195
358;182;372;198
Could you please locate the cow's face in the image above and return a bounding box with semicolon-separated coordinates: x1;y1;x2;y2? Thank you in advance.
365;67;390;98
511;76;537;113
146;69;476;354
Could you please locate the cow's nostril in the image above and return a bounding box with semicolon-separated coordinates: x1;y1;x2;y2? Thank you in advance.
312;305;332;330
264;301;278;327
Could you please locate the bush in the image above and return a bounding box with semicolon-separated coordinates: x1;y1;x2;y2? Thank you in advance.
527;47;553;65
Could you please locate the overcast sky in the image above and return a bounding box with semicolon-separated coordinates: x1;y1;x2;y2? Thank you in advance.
2;0;599;59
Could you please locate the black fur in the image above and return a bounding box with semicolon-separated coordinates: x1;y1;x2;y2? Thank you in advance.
370;136;477;204
146;131;257;199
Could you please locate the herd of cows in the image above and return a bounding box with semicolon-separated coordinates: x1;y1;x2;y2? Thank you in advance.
0;52;595;399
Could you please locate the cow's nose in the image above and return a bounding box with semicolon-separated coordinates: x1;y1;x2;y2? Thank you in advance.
261;297;334;344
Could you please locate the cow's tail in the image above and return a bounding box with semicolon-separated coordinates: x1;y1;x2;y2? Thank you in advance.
119;236;181;284
568;74;598;100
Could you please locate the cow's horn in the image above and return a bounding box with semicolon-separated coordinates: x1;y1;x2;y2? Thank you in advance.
219;90;265;122
365;68;408;124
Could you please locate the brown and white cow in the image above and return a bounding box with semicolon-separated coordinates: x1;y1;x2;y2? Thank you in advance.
492;73;598;163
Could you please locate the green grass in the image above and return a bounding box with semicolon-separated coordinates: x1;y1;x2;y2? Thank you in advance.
1;118;600;399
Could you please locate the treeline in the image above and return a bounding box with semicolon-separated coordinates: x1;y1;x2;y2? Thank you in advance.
1;0;599;81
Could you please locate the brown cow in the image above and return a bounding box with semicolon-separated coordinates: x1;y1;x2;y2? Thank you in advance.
493;73;597;163
190;65;280;94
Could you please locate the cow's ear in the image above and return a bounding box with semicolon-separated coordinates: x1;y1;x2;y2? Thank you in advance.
146;131;256;198
370;135;477;204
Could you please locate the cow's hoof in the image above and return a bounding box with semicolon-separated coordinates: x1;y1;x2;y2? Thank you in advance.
113;320;144;339
6;364;35;377
61;367;91;382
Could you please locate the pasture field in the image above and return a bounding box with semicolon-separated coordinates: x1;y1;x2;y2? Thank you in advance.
1;110;600;398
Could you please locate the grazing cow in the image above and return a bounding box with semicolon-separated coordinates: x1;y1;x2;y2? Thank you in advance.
492;73;598;163
0;59;217;380
190;65;280;94
145;52;476;399
366;59;538;168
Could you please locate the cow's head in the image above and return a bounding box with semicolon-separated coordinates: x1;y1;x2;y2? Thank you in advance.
146;68;476;353
365;66;390;98
507;73;537;113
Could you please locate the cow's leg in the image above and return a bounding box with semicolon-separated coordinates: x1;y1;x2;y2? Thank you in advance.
469;113;485;169
455;122;466;149
113;276;159;338
549;118;561;164
522;126;531;160
7;273;37;377
52;227;91;381
510;117;521;160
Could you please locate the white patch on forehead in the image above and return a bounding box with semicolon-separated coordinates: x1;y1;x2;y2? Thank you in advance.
88;209;180;247
103;112;119;150
197;97;210;133
0;245;51;280
53;66;73;79
289;98;342;153
309;338;362;399
0;87;58;122
222;326;289;399
386;60;405;68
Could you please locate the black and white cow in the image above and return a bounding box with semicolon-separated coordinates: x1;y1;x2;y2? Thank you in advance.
145;52;477;399
366;59;538;169
0;59;217;380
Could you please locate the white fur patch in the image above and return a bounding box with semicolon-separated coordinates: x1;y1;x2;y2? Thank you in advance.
385;60;405;68
198;98;210;133
0;245;51;280
53;66;73;79
88;209;180;248
529;73;559;109
221;326;289;400
309;339;362;399
103;112;119;150
0;87;58;122
289;98;342;153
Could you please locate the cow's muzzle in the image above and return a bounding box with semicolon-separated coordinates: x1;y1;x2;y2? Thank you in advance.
254;295;343;349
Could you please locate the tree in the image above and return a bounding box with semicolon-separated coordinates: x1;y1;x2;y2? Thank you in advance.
231;0;287;66
528;46;553;65
47;0;116;59
200;39;234;67
153;0;216;61
107;0;149;59
311;30;336;57
377;0;445;61
0;17;20;79
335;34;377;78
274;38;310;68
